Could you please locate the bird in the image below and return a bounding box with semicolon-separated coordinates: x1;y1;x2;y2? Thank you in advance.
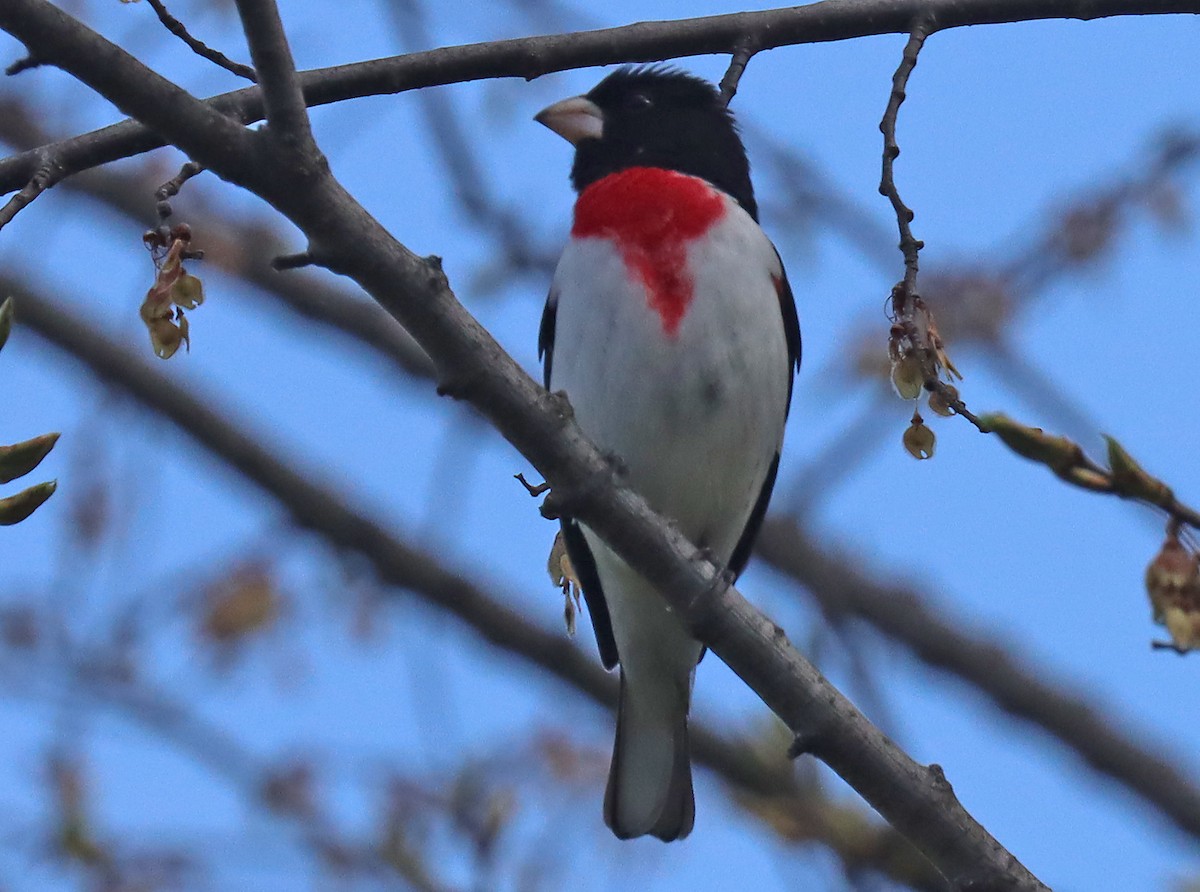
534;67;801;841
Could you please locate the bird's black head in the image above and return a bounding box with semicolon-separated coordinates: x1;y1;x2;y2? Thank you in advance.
535;67;758;220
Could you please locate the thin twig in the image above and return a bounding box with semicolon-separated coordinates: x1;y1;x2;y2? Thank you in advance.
153;159;204;229
144;0;257;82
9;276;944;890
233;0;315;150
878;22;990;439
0;153;61;231
879;20;931;305
4;53;41;75
978;413;1200;533
718;38;757;107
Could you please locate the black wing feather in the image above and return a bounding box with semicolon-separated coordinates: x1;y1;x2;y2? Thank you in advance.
537;287;558;389
775;257;802;409
560;520;619;669
540;285;620;668
727;259;801;579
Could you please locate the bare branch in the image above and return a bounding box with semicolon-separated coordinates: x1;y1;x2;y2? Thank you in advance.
0;7;1054;882
717;38;757;107
233;0;315;150
756;517;1200;844
0;149;60;231
4;53;40;75
143;0;257;82
9;275;942;890
6;0;1200;196
153;159;204;229
879;20;931;300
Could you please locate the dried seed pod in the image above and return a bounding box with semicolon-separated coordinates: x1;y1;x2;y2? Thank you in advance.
927;384;959;418
890;355;924;400
903;417;936;460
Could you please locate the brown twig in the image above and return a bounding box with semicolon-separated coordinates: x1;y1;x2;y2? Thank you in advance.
878;22;989;443
979;414;1200;532
4;53;41;75
718;38;757;106
153;159;204;233
756;516;1200;844
0;151;61;231
0;7;1052;883
514;472;551;497
10;276;943;890
143;0;257;82
878;20;931;301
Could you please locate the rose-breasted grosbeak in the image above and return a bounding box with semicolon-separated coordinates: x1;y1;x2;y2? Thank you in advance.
535;67;801;841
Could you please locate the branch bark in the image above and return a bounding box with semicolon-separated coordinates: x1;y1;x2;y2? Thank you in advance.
8;276;941;890
4;0;1157;885
757;517;1200;844
6;117;1191;852
0;3;1046;886
4;0;1200;195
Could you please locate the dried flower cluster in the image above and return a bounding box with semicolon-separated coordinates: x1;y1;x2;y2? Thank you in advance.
140;224;205;359
1146;527;1200;653
888;290;964;461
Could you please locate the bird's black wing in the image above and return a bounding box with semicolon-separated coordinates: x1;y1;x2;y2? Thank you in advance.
561;520;619;669
776;260;803;409
539;286;620;670
537;287;558;389
727;259;801;578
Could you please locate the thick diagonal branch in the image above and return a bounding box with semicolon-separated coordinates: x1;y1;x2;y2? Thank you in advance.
0;3;1048;886
757;517;1200;843
9;277;941;889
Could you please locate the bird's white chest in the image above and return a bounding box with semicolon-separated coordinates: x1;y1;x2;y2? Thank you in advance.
548;194;791;554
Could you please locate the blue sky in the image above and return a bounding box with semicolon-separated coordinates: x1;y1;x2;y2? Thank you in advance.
2;1;1200;889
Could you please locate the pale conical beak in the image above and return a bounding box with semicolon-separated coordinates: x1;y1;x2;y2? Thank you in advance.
534;95;604;145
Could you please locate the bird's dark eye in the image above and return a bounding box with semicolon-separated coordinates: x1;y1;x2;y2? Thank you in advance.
627;92;653;110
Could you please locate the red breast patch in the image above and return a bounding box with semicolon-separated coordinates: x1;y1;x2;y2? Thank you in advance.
572;167;725;336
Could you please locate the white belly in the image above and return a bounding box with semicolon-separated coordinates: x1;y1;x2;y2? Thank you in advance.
549;200;791;559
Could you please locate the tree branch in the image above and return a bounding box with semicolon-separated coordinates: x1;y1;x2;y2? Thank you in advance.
8;276;941;890
233;0;315;149
0;2;1083;884
0;2;254;183
5;0;1200;196
0;147;60;230
144;0;257;82
10;104;1186;849
757;516;1200;844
